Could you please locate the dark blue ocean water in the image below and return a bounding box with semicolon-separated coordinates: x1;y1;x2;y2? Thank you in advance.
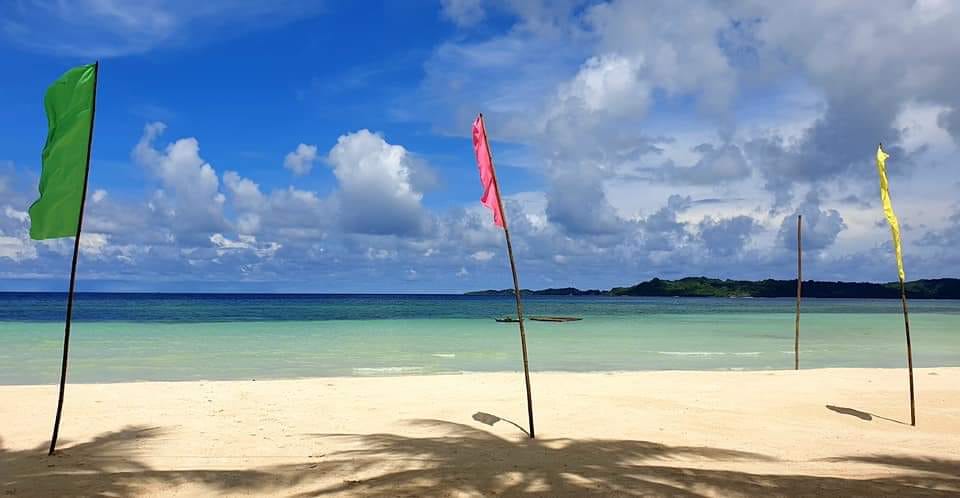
2;292;960;322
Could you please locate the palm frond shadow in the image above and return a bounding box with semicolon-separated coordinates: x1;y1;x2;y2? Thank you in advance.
1;426;312;497
822;454;960;478
3;421;958;497
293;419;960;497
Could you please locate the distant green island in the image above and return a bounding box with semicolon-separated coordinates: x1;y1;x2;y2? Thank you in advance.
465;277;960;299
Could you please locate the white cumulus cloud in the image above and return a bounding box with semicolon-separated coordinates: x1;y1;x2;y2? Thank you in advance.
133;122;226;234
0;233;37;262
283;143;318;176
79;232;109;257
4;206;29;223
210;233;281;258
470;250;495;262
327;130;430;236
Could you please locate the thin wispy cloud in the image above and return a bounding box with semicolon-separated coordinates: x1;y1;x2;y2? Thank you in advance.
0;0;325;57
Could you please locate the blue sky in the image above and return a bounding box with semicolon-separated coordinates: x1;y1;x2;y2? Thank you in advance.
1;0;959;292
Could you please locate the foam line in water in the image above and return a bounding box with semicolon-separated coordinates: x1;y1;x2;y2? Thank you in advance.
352;367;425;375
655;351;727;356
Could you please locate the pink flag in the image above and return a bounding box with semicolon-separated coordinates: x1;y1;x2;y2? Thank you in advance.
472;114;505;228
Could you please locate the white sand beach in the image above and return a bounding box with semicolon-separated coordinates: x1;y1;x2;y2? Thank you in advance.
2;368;958;497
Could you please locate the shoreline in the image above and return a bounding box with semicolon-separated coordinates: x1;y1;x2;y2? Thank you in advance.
0;365;954;387
3;368;958;496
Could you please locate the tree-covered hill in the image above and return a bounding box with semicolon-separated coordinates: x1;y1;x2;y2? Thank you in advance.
466;277;960;299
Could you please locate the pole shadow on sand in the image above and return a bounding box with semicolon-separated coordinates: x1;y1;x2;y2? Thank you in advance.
3;421;958;497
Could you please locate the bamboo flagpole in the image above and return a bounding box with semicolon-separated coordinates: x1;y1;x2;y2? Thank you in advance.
875;144;916;426
26;62;100;455
898;277;916;426
50;62;99;455
472;113;536;438
795;214;802;370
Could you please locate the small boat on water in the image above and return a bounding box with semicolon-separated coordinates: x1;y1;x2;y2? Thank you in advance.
531;316;582;322
495;316;582;323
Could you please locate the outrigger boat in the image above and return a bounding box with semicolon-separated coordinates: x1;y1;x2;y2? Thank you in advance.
495;316;582;323
530;316;582;322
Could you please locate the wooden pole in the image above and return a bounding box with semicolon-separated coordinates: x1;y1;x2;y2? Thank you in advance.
479;113;535;438
795;214;801;370
49;61;98;456
899;278;916;426
877;142;916;427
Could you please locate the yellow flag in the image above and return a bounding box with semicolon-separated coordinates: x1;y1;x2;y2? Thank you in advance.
875;145;905;282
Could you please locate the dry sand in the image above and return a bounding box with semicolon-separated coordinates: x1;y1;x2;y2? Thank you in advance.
2;368;958;497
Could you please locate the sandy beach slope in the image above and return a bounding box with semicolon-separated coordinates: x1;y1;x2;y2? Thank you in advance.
2;368;958;497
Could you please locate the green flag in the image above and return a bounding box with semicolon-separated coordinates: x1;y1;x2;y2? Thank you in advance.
29;63;98;240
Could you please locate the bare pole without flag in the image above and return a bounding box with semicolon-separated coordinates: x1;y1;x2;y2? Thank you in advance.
479;113;535;438
49;61;99;455
795;214;802;370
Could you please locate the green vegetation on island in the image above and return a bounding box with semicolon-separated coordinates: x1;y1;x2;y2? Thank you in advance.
465;287;604;297
465;277;960;299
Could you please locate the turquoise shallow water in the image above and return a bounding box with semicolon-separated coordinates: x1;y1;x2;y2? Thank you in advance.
1;293;958;384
